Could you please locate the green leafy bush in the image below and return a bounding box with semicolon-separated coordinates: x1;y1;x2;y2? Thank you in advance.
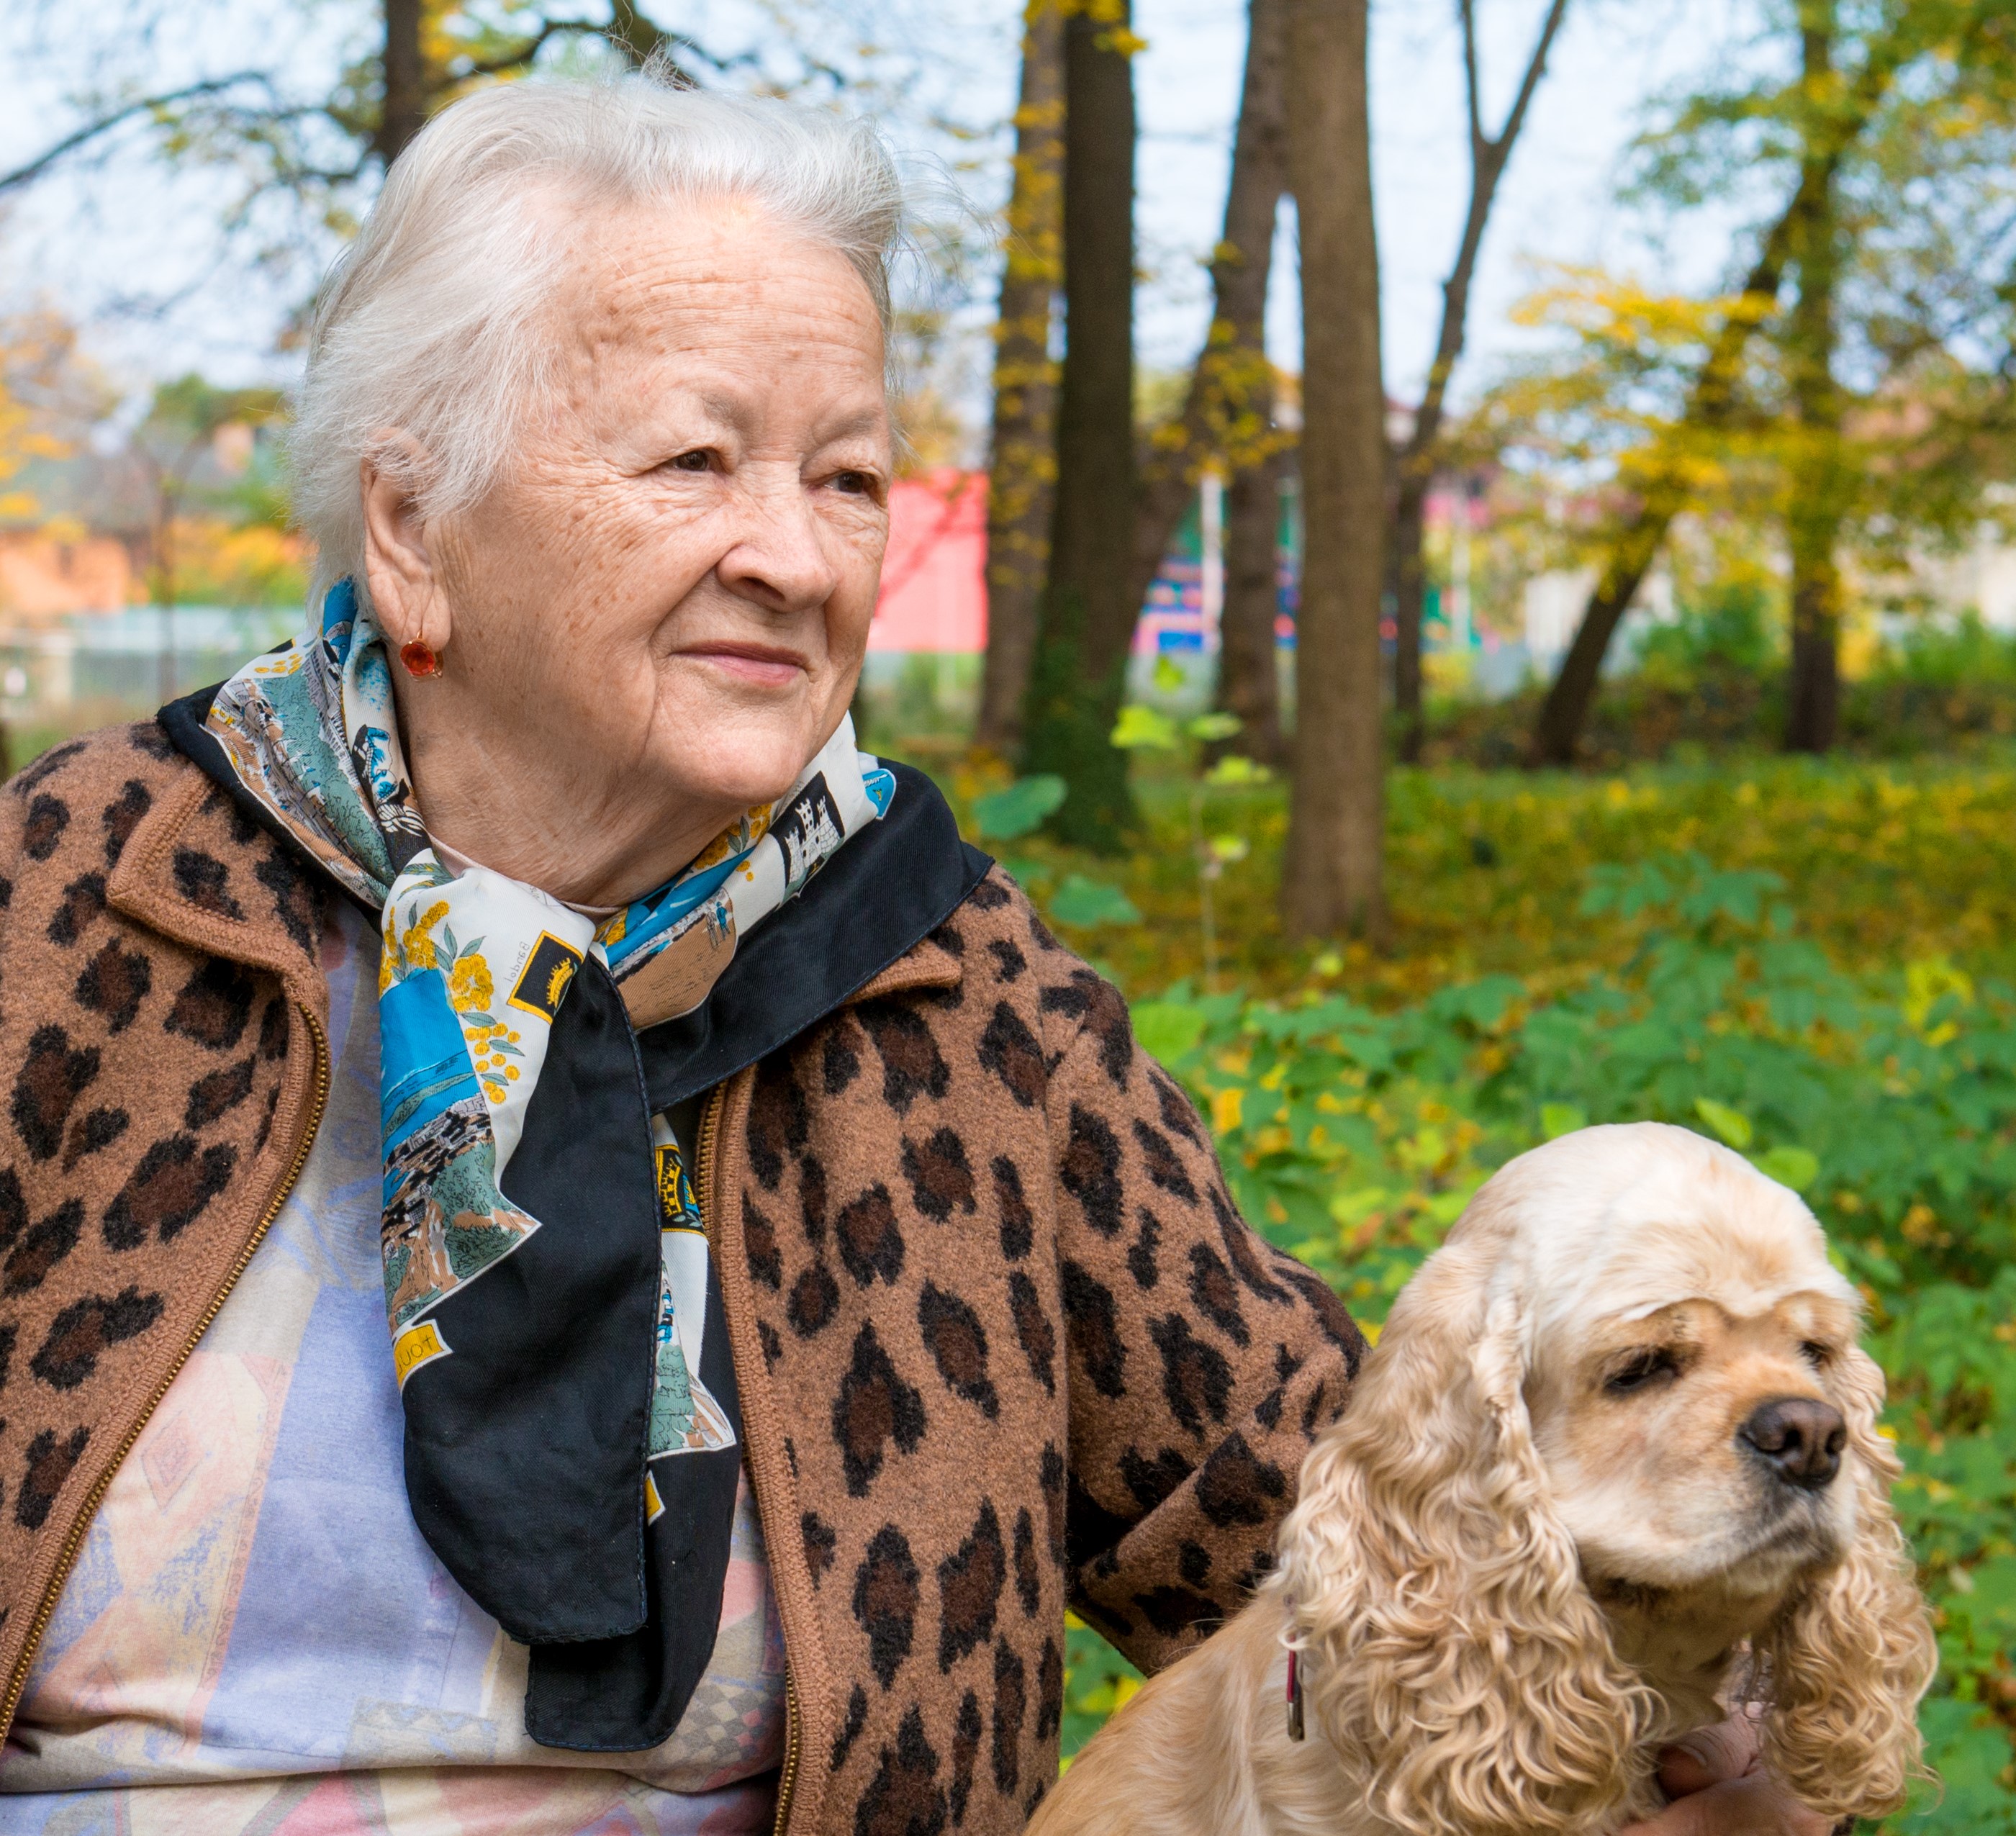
1874;613;2016;690
970;774;1067;841
1635;581;1781;682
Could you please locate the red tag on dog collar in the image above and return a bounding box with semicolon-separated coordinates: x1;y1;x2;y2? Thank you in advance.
1286;1647;1305;1741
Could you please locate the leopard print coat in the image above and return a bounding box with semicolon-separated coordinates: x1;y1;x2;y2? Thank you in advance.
0;722;1368;1834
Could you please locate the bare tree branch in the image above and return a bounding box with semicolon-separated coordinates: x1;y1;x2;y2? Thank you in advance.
1391;0;1570;756
458;14;745;83
0;73;272;196
1459;0;1485;155
1407;0;1570;479
1489;0;1570;177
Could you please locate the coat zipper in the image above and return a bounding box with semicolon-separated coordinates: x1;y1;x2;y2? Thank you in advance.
772;1671;800;1836
692;1085;802;1836
0;1001;330;1738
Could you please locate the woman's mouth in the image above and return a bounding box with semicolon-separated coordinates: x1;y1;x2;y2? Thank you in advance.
682;642;808;689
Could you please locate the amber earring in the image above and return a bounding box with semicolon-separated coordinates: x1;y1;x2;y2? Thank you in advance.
399;640;441;678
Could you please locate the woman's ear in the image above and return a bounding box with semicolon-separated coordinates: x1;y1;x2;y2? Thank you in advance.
360;435;452;656
1277;1242;1658;1836
1755;1344;1937;1822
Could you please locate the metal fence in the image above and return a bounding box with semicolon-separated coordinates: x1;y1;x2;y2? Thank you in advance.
0;605;299;723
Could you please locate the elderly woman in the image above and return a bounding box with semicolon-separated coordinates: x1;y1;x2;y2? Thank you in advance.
0;73;1829;1836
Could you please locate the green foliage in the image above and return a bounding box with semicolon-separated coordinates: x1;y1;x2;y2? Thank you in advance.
855;655;982;748
1635;581;1780;682
1020;590;1136;853
970;774;1067;841
1063;849;2016;1822
140;374;286;447
1426;657;2016;771
1049;874;1142;927
1110;702;1244;751
1062;1617;1144;1762
1877;615;2016;691
1692;1093;1755;1149
1110;702;1182;751
1000;745;2016;1007
969;774;1140;929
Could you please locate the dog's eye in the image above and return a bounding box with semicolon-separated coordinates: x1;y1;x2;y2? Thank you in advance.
1605;1349;1678;1396
1800;1340;1832;1368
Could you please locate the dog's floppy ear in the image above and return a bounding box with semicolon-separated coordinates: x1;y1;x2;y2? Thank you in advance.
1753;1343;1937;1822
1275;1235;1658;1836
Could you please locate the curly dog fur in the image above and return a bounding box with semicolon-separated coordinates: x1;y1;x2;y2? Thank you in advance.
1031;1123;1936;1836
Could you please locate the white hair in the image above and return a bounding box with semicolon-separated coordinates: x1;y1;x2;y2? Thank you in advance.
290;68;906;609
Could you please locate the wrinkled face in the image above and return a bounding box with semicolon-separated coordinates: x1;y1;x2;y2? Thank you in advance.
1527;1285;1864;1599
415;194;890;890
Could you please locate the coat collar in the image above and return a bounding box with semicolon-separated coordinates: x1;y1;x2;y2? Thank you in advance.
849;933;964;1004
107;746;330;1024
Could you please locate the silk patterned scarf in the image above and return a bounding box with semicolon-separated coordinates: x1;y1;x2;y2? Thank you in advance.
206;579;892;1746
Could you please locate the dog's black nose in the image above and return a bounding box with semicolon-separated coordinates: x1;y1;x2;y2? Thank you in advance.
1739;1397;1846;1489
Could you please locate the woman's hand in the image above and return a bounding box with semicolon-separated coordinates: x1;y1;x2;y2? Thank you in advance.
1620;1711;1839;1836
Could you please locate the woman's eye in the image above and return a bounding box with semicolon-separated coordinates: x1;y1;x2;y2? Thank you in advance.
832;470;874;495
1605;1349;1678;1396
666;449;714;473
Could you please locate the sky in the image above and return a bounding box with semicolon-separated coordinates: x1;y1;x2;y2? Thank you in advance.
1131;0;1759;392
0;0;1768;428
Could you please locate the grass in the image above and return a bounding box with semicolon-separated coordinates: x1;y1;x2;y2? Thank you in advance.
910;743;2016;1009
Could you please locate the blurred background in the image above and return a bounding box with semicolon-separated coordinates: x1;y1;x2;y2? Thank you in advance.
8;1;2016;1818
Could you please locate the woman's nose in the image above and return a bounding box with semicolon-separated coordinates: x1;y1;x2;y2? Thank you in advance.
716;475;844;612
1737;1396;1847;1489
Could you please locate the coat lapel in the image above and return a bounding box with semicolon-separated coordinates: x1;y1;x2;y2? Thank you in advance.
107;764;330;1023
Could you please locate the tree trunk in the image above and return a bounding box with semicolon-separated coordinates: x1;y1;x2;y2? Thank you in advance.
1128;0;1289;623
1391;476;1429;759
977;0;1066;756
1217;442;1288;762
1393;0;1570;764
1021;1;1139;851
375;0;428;167
1786;510;1844;751
1527;32;1900;767
1281;0;1386;941
1784;1;1845;754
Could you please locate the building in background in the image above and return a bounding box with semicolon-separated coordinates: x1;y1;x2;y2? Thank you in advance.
0;533;132;618
867;470;988;656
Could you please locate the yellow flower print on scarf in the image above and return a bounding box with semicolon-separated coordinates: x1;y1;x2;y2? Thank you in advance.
468;1016;525;1104
382;880;531;1104
381;897;452;993
447;952;522;1099
402;899;451;971
687;803;774;874
449;952;494;1013
430;929;525;1104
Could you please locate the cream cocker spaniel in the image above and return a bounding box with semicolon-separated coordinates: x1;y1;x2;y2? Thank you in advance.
1032;1122;1935;1836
